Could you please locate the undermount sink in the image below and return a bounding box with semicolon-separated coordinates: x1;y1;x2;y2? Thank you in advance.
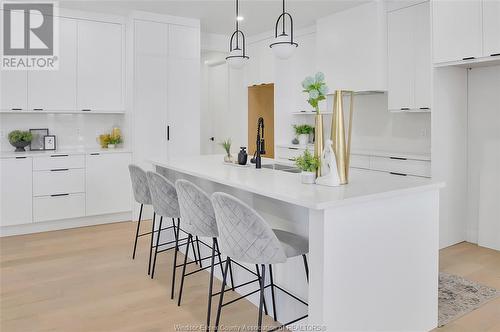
261;163;301;173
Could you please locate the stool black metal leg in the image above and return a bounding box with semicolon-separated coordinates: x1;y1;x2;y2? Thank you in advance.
132;203;143;259
177;234;192;306
257;264;266;331
255;264;268;315
191;235;199;266
214;257;230;332
196;236;203;268
214;238;235;290
302;254;309;283
214;239;225;280
171;218;180;299
269;264;278;321
206;238;217;332
147;212;156;275
151;216;163;279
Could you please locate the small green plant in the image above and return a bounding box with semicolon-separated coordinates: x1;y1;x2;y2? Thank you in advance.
293;124;314;135
8;130;32;144
302;72;329;114
220;138;232;156
295;149;319;172
107;135;122;145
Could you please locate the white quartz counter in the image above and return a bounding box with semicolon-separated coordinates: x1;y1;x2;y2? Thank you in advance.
151;154;443;210
0;148;131;159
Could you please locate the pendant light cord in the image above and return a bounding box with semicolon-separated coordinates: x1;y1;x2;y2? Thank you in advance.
282;0;286;35
236;0;239;49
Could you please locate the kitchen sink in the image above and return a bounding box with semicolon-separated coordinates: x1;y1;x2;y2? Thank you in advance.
261;163;301;173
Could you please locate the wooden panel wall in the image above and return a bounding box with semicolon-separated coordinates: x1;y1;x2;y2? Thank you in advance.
248;84;274;158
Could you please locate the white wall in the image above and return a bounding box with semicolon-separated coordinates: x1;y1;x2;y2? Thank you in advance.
467;65;500;250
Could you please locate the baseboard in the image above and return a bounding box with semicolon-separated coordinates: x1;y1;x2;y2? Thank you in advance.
0;212;132;237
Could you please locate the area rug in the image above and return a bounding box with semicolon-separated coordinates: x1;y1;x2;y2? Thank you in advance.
438;272;499;327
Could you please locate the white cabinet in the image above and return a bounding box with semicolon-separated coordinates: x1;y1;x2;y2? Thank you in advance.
33;193;85;222
169;25;200;59
388;2;431;111
85;153;132;216
0;157;32;226
432;0;482;63
483;0;500;56
0;71;27;110
77;20;123;111
28;18;77;110
33;169;85;196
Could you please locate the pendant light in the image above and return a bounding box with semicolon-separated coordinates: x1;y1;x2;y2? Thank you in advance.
269;0;298;59
226;0;249;69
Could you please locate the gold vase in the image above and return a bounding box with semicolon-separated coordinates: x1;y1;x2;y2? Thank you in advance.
314;113;324;177
331;90;354;184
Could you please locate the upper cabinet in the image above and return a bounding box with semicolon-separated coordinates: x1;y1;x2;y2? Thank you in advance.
77;21;123;111
168;25;200;59
432;0;500;63
28;18;77;111
388;1;431;111
483;0;500;56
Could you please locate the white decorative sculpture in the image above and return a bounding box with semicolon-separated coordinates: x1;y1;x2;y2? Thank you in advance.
315;139;341;187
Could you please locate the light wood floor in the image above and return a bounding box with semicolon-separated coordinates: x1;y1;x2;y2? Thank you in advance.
1;221;499;332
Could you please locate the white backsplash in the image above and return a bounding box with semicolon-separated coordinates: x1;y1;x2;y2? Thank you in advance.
0;114;127;152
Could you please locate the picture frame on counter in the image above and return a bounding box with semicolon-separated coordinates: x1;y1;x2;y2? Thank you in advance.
43;135;56;151
29;128;49;151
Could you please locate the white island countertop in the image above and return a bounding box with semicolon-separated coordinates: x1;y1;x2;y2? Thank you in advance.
151;154;443;210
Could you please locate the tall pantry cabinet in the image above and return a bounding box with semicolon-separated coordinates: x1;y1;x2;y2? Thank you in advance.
132;14;201;170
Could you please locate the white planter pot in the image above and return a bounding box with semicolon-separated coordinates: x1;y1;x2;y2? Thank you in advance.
301;171;316;184
107;144;115;149
298;134;309;146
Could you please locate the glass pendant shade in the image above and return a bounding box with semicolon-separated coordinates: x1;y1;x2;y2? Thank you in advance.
226;48;248;69
270;34;298;59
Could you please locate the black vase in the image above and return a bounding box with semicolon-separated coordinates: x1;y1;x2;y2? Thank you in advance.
10;140;30;152
238;147;248;165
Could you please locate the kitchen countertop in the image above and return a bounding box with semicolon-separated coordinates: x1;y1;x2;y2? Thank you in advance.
0;148;132;158
151;154;443;210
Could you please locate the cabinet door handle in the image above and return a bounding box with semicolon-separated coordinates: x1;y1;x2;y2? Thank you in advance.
390;157;407;160
462;57;475;60
419;107;430;110
288;147;299;150
491;53;500;57
400;107;410;111
15;156;27;159
11;108;22;111
81;109;91;112
167;125;170;141
33;108;43;111
90;153;100;156
51;193;69;197
51;154;68;157
50;168;69;172
390;172;407;176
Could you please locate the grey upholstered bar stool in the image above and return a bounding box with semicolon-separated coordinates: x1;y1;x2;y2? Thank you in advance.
128;164;157;275
174;179;234;327
211;192;309;332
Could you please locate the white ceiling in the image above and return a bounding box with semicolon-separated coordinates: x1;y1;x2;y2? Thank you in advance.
58;0;367;36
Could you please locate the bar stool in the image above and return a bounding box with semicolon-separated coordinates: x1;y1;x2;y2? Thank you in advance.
128;164;157;275
211;192;309;332
146;171;201;298
174;180;235;326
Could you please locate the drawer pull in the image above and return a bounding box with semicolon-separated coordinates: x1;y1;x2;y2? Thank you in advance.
390;172;407;176
419;107;430;110
400;107;410;111
11;108;22;111
50;168;69;172
51;193;69;197
462;57;475;60
390;157;407;160
50;154;68;157
288;147;299;150
491;53;500;57
81;109;92;112
90;153;100;156
15;156;27;159
33;108;44;111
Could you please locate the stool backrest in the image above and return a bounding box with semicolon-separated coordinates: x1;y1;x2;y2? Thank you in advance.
211;192;287;264
146;171;180;219
128;164;151;205
175;179;218;237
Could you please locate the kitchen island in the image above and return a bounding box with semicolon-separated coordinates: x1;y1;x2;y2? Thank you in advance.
151;154;443;331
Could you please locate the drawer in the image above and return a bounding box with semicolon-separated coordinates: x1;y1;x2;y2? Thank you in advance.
33;154;84;170
33;193;85;222
370;156;431;177
350;154;370;169
276;146;312;162
33;169;85;196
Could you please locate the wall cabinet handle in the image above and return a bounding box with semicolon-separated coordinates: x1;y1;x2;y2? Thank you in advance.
50;168;69;172
167;125;170;141
462;57;475;60
390;172;407;176
51;193;69;197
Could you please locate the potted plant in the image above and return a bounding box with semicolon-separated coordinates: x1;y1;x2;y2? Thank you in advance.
295;149;320;184
107;135;122;149
8;130;33;152
293;124;314;146
220;138;233;163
